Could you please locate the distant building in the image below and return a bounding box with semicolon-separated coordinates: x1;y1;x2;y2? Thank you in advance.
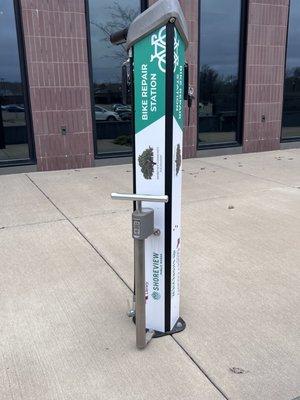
0;0;299;171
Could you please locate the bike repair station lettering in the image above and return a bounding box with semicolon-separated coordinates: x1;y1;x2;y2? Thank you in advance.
141;64;158;121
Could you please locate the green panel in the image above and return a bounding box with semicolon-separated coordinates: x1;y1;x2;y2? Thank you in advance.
133;27;166;133
173;28;185;129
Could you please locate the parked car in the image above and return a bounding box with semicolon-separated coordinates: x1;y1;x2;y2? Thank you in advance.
1;104;25;113
94;106;120;121
113;104;132;113
112;104;132;121
118;110;132;121
112;103;127;112
1;104;25;126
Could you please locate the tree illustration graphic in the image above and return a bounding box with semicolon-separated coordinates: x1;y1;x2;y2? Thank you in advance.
138;146;156;179
175;144;181;175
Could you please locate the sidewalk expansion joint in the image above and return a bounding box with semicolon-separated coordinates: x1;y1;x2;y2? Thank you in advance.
25;174;229;399
183;187;276;206
0;218;66;231
25;174;132;293
199;159;295;189
70;208;132;221
171;336;230;400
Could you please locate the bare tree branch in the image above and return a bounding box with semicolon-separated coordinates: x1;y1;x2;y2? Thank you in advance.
90;1;139;62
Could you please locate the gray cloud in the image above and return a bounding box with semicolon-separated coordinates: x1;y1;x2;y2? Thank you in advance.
0;1;22;82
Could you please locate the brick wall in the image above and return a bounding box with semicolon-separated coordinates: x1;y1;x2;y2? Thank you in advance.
243;0;290;152
148;0;198;158
19;0;291;169
20;0;94;171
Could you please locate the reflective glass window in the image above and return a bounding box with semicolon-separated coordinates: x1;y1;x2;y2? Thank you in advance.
282;0;300;141
198;0;243;146
0;0;31;162
88;0;141;156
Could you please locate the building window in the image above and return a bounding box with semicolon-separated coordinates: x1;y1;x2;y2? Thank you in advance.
0;0;33;164
282;0;300;141
198;0;244;148
87;0;143;157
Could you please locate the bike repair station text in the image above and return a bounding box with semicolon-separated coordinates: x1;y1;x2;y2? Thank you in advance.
141;64;157;120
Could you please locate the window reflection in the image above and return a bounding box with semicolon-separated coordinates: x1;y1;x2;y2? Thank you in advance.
282;0;300;140
198;0;242;146
88;0;140;155
0;0;30;162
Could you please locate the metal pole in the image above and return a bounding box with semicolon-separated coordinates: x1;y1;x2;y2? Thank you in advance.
136;200;142;213
134;237;146;349
134;199;146;349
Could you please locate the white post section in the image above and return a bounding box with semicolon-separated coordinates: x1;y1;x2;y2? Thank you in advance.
129;0;189;334
111;0;189;346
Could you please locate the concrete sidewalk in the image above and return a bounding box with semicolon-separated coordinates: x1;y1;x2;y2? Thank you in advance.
0;149;299;400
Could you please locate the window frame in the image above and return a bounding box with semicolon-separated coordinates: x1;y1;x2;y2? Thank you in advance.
197;0;248;150
281;0;300;143
85;0;148;159
0;0;35;167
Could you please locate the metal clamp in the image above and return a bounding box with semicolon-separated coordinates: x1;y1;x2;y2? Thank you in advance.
111;192;168;349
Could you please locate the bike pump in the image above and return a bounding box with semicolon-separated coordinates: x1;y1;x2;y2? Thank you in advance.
110;0;190;349
111;193;168;349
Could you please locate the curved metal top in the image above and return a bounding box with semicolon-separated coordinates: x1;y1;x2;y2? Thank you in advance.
126;0;189;50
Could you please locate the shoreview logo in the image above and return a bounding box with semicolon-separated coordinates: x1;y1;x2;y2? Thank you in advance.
150;26;179;73
151;291;161;300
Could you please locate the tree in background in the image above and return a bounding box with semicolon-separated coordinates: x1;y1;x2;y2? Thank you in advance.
91;1;138;62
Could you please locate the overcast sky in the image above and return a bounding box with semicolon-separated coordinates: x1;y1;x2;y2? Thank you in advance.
0;0;22;83
200;0;241;79
286;0;300;72
89;0;139;84
90;0;242;84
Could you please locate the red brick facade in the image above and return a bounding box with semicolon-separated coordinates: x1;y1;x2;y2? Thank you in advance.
243;0;289;152
20;0;94;171
17;0;291;171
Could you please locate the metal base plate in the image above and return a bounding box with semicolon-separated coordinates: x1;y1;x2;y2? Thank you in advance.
132;317;186;338
153;317;186;338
